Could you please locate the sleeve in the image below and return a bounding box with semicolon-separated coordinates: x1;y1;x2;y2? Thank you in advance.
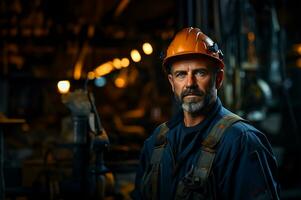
215;128;281;200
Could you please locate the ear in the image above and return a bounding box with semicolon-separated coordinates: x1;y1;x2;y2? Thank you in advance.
215;69;224;89
168;74;175;92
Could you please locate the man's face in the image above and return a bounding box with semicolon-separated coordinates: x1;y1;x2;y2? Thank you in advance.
168;58;223;114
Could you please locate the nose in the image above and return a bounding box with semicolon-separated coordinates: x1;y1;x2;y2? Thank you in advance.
186;73;197;88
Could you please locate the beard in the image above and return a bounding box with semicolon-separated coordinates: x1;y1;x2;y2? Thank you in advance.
175;87;215;114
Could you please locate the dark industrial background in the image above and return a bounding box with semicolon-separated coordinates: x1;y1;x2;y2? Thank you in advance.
1;0;301;199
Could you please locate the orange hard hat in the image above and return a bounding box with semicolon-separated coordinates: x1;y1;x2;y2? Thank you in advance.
163;27;224;71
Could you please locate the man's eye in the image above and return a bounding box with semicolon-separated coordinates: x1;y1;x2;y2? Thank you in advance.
175;72;186;78
195;70;206;76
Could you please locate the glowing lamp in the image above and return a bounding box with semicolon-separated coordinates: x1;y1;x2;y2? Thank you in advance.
57;80;70;94
115;77;126;88
113;58;122;69
121;57;130;68
142;42;153;55
130;49;141;62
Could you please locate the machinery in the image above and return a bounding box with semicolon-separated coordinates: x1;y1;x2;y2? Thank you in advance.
61;88;111;200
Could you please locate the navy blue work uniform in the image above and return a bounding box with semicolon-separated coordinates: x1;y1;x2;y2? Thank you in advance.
132;98;280;199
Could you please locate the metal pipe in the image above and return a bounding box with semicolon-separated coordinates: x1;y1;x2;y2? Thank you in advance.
72;116;89;197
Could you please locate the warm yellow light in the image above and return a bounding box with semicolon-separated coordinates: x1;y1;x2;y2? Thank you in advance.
297;46;301;55
115;77;126;88
121;57;130;68
113;58;122;69
87;71;95;80
142;42;153;55
247;32;255;42
57;80;70;94
293;44;301;55
94;62;114;77
74;62;83;80
130;49;141;62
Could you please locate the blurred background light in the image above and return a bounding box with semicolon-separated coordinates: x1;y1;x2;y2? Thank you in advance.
94;77;107;87
130;49;141;62
121;57;130;68
294;44;301;55
115;77;126;88
142;42;153;55
94;61;114;77
57;80;70;94
113;58;122;69
73;62;83;80
87;71;95;80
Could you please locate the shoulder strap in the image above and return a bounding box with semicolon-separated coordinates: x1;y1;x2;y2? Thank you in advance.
201;114;246;149
196;113;245;184
176;114;246;199
150;122;169;200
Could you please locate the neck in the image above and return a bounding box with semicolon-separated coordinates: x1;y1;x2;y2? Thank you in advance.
183;112;205;127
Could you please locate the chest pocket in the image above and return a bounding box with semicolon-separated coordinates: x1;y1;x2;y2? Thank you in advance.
141;114;246;200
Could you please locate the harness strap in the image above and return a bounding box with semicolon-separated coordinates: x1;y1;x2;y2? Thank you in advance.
146;114;246;200
196;114;245;183
193;149;216;185
201;114;245;148
149;122;169;200
175;114;246;199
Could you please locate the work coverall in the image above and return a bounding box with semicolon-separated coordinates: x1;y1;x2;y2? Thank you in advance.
132;98;280;199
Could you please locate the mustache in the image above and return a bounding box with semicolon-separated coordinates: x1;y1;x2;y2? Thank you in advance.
180;88;204;99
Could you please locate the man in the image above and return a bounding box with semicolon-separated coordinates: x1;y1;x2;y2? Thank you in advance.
132;27;280;199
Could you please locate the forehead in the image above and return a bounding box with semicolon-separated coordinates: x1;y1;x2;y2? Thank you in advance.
170;57;213;71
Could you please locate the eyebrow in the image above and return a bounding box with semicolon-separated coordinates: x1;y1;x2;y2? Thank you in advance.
172;67;208;73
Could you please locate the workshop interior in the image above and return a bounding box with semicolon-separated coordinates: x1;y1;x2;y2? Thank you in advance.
1;0;301;199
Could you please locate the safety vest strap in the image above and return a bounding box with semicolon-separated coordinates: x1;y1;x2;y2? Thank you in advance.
196;114;245;184
201;114;245;148
193;149;216;186
147;114;246;199
175;114;245;199
149;122;169;200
